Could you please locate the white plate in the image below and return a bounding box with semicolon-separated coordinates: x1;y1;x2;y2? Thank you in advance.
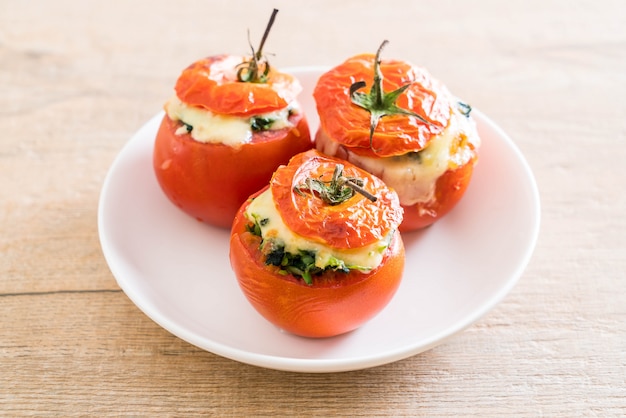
98;67;540;373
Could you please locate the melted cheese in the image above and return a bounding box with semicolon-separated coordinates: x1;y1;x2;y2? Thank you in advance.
317;106;480;207
245;188;391;271
206;55;242;83
164;95;296;146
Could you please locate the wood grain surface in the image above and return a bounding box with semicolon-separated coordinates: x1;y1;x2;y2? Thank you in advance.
1;0;625;416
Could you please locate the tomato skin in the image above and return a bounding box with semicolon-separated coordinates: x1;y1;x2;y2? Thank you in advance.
400;154;477;231
313;53;452;158
229;191;405;338
153;113;312;228
175;55;301;116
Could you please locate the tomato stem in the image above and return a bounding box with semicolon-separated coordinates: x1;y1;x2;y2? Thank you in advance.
294;164;377;205
350;40;434;152
237;9;279;83
256;8;278;61
338;178;377;203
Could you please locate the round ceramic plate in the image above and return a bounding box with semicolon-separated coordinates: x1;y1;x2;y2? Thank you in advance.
98;67;540;373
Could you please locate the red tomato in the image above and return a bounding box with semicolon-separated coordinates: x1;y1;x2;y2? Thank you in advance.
229;150;405;338
153;113;311;228
313;50;480;231
153;55;312;228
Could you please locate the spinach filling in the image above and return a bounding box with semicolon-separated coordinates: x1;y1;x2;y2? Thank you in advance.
247;216;358;286
250;108;296;132
181;121;193;133
264;241;345;286
250;117;275;132
458;101;472;117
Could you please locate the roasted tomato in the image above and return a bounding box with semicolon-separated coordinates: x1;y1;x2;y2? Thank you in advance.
153;11;312;228
313;41;480;231
153;108;311;228
229;150;405;338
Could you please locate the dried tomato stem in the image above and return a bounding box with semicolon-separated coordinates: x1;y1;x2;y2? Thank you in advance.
256;8;278;61
294;164;377;205
339;178;378;202
236;9;279;83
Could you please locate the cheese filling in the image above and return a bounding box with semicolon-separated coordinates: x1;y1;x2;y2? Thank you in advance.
317;105;480;207
245;188;392;273
164;95;297;146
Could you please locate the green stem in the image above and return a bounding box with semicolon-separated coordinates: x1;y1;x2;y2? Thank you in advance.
294;164;377;205
350;40;434;151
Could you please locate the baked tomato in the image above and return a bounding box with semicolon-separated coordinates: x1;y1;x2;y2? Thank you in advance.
153;109;311;228
313;41;480;231
153;11;312;228
229;150;405;338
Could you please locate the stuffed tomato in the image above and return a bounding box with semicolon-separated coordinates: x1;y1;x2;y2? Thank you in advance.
229;150;405;338
313;41;480;231
153;10;312;228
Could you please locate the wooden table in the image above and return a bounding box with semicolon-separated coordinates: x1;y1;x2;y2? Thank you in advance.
2;0;624;415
